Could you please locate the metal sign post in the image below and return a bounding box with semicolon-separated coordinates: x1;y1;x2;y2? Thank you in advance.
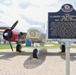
65;41;70;75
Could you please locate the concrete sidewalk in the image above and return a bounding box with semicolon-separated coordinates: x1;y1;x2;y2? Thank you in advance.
0;48;76;75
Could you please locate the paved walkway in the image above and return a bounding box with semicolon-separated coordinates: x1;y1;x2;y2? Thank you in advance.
0;48;76;75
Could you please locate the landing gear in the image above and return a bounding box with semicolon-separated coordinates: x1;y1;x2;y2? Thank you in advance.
61;44;65;54
32;42;39;60
16;43;22;53
33;49;38;58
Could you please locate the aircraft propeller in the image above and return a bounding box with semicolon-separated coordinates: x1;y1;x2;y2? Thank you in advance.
3;20;19;51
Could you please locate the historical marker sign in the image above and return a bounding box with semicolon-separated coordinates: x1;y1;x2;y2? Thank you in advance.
47;4;76;40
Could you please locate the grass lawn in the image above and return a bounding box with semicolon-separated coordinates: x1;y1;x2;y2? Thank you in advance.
0;42;76;50
0;44;15;49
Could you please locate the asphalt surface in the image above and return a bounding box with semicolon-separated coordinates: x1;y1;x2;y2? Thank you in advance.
0;48;76;75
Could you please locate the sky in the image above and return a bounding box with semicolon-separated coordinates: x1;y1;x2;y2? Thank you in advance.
0;0;76;32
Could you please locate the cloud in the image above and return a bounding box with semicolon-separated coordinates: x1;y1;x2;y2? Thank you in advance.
28;0;59;7
19;2;30;9
20;14;44;25
0;0;76;32
0;21;6;27
22;6;47;23
0;0;12;6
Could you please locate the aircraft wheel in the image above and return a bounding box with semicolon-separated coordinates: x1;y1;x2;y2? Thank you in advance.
16;44;22;52
61;45;65;52
33;49;38;58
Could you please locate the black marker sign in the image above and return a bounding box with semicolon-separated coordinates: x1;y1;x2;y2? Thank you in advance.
48;4;76;39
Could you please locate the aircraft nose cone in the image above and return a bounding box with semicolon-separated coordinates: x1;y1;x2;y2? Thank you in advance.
3;29;12;41
4;32;8;36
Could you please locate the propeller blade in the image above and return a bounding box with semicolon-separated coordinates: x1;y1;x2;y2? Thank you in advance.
9;42;13;51
10;20;18;30
7;33;13;51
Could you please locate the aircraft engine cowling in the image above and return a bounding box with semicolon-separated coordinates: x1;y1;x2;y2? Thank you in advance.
27;26;46;43
3;29;19;42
